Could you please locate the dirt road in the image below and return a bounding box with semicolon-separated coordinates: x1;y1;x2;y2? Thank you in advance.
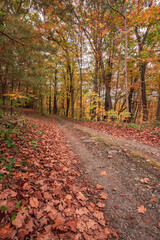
55;116;160;240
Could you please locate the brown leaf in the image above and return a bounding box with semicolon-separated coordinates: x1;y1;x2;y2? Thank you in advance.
140;178;149;184
89;202;95;208
48;209;58;221
76;192;88;201
100;171;107;176
105;227;111;236
99;192;108;200
12;209;28;229
96;184;104;190
30;197;39;208
97;202;105;208
65;220;77;232
137;205;146;214
52;218;66;231
151;198;157;202
86;219;97;230
64;208;75;217
25;218;34;232
0;189;17;200
39;216;48;228
75;208;89;216
0;224;14;239
23;182;32;191
93;211;104;220
77;220;86;232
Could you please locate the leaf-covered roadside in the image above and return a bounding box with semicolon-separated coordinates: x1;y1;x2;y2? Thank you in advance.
72;120;160;148
0;116;118;239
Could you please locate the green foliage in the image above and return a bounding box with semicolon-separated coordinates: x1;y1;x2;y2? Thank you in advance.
5;138;16;148
1;205;6;211
127;123;139;129
30;140;38;149
11;215;16;221
0;156;5;163
119;112;131;121
15;201;21;209
107;110;119;121
3;158;16;172
107;110;131;122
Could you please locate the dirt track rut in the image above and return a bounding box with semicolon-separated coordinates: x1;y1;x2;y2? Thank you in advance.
55;116;160;240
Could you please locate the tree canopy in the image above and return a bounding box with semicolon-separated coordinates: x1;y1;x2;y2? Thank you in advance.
0;0;160;122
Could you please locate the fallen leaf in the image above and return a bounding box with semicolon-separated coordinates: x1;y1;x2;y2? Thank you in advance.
89;202;95;208
25;218;34;232
86;219;97;230
30;197;39;208
96;184;104;190
77;220;86;232
93;211;104;220
76;192;88;201
64;208;75;217
137;205;146;214
140;178;149;184
12;209;28;228
105;227;111;235
76;208;89;216
100;171;107;176
52;218;66;231
97;202;105;208
48;209;58;221
151;198;157;202
0;224;14;239
99;192;108;200
65;220;77;232
39;216;48;228
0;189;17;200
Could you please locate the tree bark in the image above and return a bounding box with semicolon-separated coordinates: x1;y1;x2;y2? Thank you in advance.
140;62;148;121
79;33;83;119
124;1;129;112
156;80;160;121
53;68;58;114
49;79;51;114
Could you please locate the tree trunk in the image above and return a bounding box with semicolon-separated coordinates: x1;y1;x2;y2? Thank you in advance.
114;57;121;111
79;34;83;119
66;92;70;117
40;94;43;115
70;71;74;118
124;1;129;112
11;67;14;116
140;62;148;121
156;80;160;121
49;79;52;114
53;69;58;114
105;83;112;111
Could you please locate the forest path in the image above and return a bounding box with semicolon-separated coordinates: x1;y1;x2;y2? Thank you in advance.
54;116;160;240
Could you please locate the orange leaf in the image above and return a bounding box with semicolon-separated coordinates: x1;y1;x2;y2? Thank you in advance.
137;205;146;214
100;171;107;176
99;192;108;200
140;178;149;184
96;184;104;190
0;224;14;239
151;198;157;202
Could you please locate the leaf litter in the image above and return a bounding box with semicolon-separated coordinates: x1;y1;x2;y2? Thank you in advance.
0;116;118;239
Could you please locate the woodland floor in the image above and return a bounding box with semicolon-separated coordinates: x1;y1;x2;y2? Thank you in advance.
0;110;160;240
